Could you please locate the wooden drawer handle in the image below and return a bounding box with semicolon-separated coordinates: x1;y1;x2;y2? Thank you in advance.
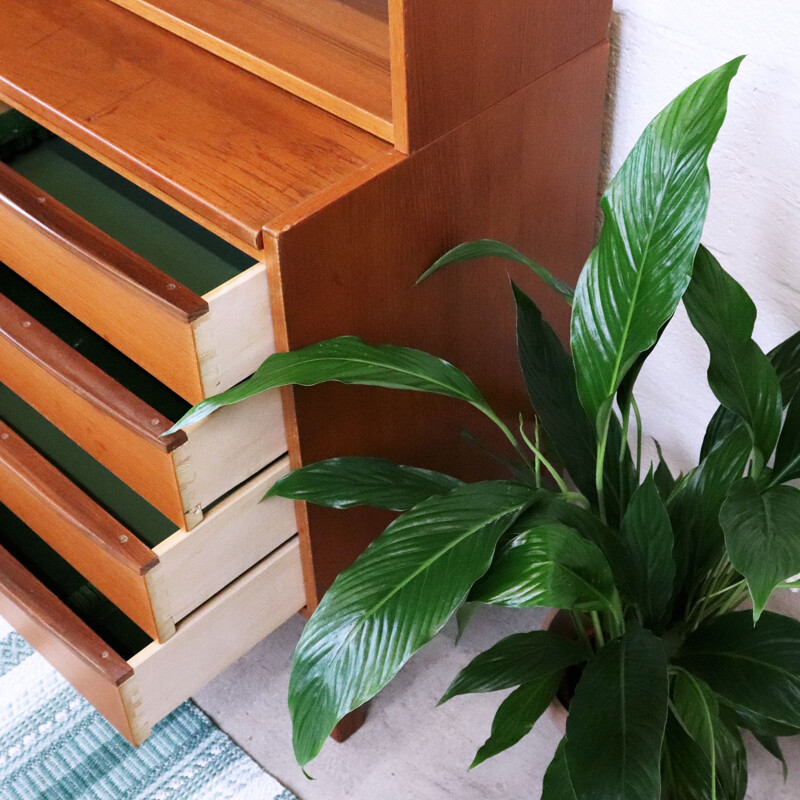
0;161;208;322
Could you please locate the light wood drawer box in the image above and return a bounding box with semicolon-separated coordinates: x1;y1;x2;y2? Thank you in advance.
0;136;275;405
0;530;304;746
0;414;296;642
0;266;286;530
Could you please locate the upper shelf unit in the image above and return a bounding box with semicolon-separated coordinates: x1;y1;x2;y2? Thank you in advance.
0;0;396;253
107;0;394;141
103;0;613;152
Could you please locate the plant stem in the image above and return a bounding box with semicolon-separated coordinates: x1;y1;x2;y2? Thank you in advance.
590;611;606;647
533;418;543;490
570;611;594;655
519;415;571;494
483;408;535;479
595;409;613;525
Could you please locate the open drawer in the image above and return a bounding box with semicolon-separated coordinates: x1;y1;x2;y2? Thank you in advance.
0;515;304;745
0;130;276;405
0;413;296;642
0;265;286;529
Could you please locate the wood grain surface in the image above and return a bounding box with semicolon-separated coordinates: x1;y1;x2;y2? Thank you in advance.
106;0;393;140
0;420;167;641
391;0;612;151
0;291;191;527
0;162;209;402
0;544;139;742
0;0;393;250
269;45;610;607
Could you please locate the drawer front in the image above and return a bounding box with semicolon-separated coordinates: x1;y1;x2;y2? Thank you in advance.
0;418;297;642
0;538;304;745
0;285;287;529
0;159;276;404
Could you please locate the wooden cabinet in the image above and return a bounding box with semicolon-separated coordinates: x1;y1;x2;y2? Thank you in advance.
0;0;611;743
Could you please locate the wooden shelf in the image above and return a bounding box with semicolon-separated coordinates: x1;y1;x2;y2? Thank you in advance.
107;0;394;142
0;0;394;252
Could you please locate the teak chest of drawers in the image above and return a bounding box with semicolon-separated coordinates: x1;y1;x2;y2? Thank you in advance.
0;0;612;744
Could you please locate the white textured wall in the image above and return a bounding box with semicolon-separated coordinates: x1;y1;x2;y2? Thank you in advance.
603;2;800;472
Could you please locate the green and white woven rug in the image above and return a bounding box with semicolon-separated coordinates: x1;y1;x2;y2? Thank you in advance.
0;617;298;800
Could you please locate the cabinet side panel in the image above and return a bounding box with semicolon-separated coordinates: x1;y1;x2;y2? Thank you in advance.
393;0;611;152
273;46;610;606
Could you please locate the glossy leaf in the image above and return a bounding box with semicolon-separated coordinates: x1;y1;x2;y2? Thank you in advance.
512;284;636;526
773;394;800;484
620;472;675;627
515;494;636;596
440;631;587;703
684;246;782;461
166;336;493;433
418;239;575;302
565;626;668;800
289;481;531;764
471;672;561;767
653;441;677;501
732;707;800;739
721;478;800;620
265;457;462;511
470;523;615;612
769;329;800;400
678;611;800;729
700;328;800;460
542;739;577;800
571;58;742;427
700;405;742;462
668;426;751;590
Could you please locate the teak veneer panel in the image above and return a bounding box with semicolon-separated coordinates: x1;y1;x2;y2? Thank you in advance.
268;45;610;607
107;0;393;141
391;0;613;151
0;421;166;641
0;0;393;251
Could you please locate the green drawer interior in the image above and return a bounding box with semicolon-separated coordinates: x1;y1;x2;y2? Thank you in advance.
0;262;190;423
5;124;254;296
0;383;176;549
0;501;151;659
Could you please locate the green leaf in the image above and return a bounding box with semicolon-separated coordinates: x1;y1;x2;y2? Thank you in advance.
769;329;800;400
700;328;800;461
515;494;636;596
684;246;782;461
265;457;462;511
668;426;751;591
732;707;800;739
512;284;636;526
289;481;531;764
454;601;480;645
653;441;677;500
418;239;575;302
440;630;586;704
542;739;577;800
620;472;675;627
772;394;800;484
565;626;668;800
678;610;800;729
700;405;742;462
721;479;800;620
470;523;615;611
166;336;493;433
471;672;561;767
662;703;747;800
571;58;742;427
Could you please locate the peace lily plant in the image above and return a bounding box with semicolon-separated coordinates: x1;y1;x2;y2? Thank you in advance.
167;57;800;799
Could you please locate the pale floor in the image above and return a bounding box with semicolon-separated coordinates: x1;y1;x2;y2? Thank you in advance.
193;605;800;800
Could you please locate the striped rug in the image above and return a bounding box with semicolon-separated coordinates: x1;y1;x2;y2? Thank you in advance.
0;618;297;800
